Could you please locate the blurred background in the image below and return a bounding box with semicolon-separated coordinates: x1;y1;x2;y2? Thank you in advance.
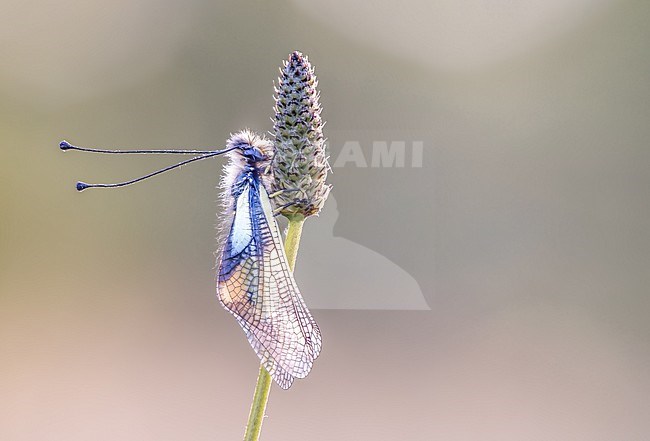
2;0;649;439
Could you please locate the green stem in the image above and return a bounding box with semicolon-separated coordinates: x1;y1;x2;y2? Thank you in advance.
242;214;305;441
283;214;305;271
242;365;272;441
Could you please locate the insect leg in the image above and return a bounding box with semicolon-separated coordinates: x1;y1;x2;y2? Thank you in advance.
273;201;301;216
268;188;300;199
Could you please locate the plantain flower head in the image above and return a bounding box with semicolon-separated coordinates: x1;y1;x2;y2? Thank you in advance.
271;51;331;219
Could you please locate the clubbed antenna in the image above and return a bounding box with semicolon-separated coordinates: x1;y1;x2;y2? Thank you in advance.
59;140;236;190
271;51;331;219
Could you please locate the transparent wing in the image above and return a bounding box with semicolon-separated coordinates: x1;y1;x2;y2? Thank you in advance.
217;180;321;389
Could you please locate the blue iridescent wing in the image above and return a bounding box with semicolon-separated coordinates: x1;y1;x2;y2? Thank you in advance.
217;179;321;389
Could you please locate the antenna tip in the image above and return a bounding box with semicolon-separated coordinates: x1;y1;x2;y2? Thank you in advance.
60;140;72;150
76;181;89;192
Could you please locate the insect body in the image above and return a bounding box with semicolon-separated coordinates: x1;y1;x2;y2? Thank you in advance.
60;130;321;389
217;131;321;389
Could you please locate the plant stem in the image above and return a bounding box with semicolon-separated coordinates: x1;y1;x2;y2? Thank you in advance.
242;365;272;441
242;214;305;441
283;214;305;270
